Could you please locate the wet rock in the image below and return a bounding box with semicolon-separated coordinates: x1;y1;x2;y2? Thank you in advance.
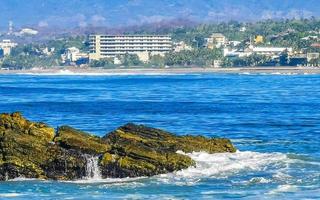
100;123;236;178
54;126;110;155
0;112;87;180
0;113;237;181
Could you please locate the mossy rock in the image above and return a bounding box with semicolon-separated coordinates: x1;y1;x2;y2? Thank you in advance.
0;112;55;142
0;113;87;181
104;123;236;153
100;123;236;178
0;113;237;181
54;126;110;155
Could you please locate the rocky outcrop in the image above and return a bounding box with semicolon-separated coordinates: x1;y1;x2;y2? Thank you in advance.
0;112;236;181
0;112;87;180
100;123;236;178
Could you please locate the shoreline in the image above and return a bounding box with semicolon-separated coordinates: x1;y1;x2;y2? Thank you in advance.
1;66;320;75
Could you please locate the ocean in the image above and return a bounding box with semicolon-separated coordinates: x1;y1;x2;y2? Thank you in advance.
0;73;319;199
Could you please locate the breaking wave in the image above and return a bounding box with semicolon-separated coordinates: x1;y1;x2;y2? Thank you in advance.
7;150;317;188
155;150;299;185
16;69;189;76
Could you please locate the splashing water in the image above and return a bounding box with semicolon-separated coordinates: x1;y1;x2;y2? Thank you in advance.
155;150;293;186
84;155;102;180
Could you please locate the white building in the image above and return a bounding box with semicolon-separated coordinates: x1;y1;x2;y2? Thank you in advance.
228;41;242;47
250;47;293;56
89;35;172;62
301;36;318;41
62;47;88;63
224;48;252;57
307;52;320;62
224;46;293;58
240;27;247;32
205;33;227;49
42;47;55;56
173;41;193;52
0;39;17;56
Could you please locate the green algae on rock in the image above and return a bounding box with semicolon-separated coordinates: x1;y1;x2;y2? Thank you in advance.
0;112;237;181
100;123;236;178
54;126;111;155
0;112;87;181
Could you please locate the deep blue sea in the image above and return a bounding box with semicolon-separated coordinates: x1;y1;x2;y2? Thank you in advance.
0;73;320;199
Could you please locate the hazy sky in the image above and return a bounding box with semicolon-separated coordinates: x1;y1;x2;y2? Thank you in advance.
0;0;319;28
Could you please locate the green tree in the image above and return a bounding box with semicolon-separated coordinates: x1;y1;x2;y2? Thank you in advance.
89;58;115;68
121;53;142;66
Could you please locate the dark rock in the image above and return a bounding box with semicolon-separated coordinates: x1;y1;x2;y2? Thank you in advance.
0;113;237;181
99;123;236;178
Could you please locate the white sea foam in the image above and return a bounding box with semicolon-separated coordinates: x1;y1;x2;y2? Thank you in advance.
176;150;288;178
16;69;190;76
8;177;44;182
268;184;299;194
67;150;295;185
248;177;272;184
0;193;25;197
67;176;146;184
9;150;310;188
155;150;290;185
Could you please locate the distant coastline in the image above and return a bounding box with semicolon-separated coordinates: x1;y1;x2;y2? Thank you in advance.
1;66;320;75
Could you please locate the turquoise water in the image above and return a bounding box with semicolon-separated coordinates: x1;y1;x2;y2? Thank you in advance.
0;73;320;199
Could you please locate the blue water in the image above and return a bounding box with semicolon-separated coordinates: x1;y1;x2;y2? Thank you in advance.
0;73;320;199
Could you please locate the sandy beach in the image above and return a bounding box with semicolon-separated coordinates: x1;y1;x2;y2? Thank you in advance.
1;66;320;75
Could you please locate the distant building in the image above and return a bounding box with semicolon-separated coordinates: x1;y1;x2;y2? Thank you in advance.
213;60;222;68
223;48;252;58
42;47;55;56
301;36;318;41
311;43;320;48
289;55;307;66
250;46;293;56
173;41;193;52
61;47;89;64
205;33;227;49
224;46;293;58
89;35;172;62
0;39;17;56
307;52;320;62
240;27;247;32
228;41;241;47
254;35;264;44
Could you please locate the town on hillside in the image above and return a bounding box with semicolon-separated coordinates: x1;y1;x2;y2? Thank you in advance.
0;19;320;69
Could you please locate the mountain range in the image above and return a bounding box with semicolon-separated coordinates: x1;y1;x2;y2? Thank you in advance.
0;0;319;29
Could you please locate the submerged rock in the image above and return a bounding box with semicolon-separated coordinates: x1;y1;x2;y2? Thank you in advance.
0;112;236;181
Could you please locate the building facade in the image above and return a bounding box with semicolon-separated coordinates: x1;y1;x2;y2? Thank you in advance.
205;33;227;49
89;35;172;62
61;47;89;64
0;39;17;56
224;46;293;58
173;41;193;52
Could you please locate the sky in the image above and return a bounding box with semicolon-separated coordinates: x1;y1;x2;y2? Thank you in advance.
0;0;319;28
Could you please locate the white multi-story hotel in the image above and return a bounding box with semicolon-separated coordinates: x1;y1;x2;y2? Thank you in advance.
89;35;172;62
